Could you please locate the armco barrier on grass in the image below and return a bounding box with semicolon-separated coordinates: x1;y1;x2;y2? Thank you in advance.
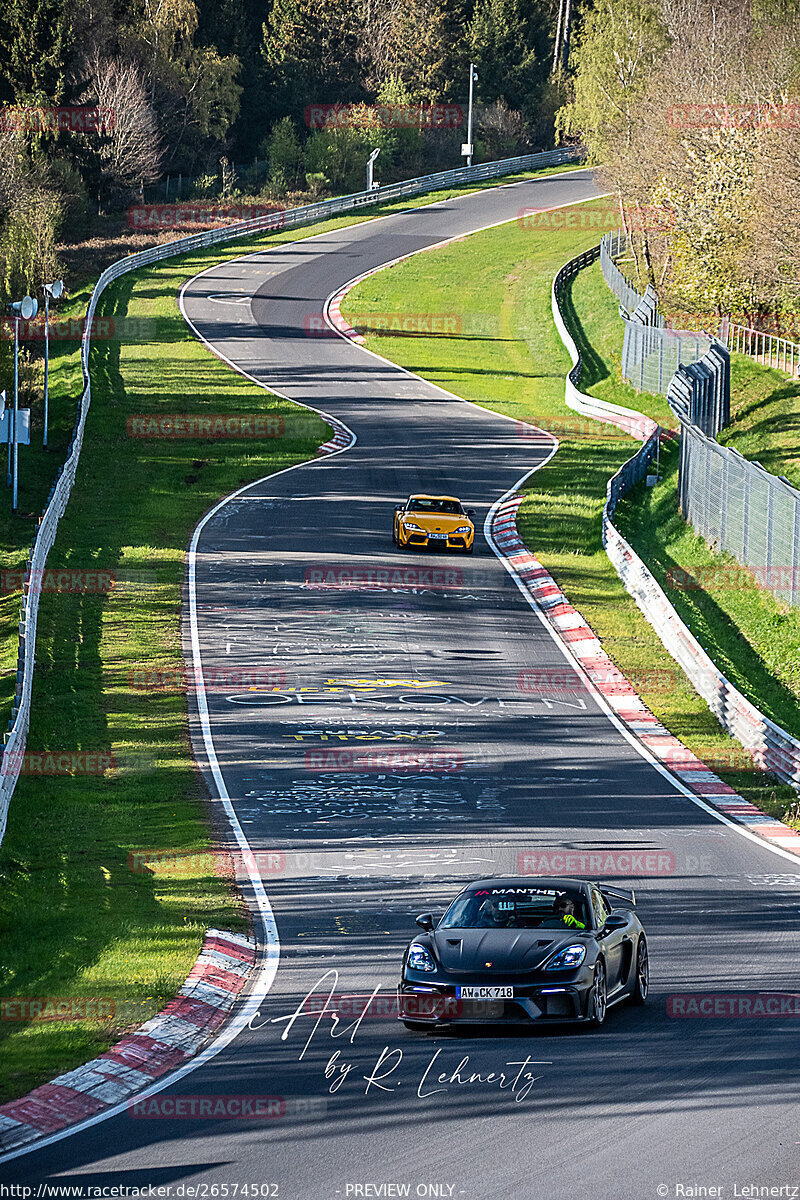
0;147;578;849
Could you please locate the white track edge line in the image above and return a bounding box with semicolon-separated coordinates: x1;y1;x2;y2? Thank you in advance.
319;197;800;868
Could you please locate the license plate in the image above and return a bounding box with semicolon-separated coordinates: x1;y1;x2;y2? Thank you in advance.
456;986;513;1000
429;533;448;541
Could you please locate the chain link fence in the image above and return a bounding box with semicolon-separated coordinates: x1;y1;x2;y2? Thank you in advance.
600;229;800;616
600;231;726;398
679;424;800;608
666;344;731;437
560;242;800;792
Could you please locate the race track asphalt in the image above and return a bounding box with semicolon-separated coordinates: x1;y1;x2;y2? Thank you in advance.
7;170;800;1200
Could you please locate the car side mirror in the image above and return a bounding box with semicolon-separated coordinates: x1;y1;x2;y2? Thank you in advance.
415;912;435;931
395;504;403;511
603;912;628;931
467;509;475;517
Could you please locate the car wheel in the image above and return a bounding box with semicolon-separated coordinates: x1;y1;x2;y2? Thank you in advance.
392;524;397;545
588;958;607;1026
631;937;649;1005
402;1020;433;1032
464;544;474;555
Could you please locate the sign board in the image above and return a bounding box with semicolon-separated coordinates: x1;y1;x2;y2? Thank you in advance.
0;409;31;445
461;143;473;156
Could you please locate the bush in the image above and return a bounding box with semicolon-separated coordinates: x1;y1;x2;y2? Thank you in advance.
303;121;397;193
265;117;304;191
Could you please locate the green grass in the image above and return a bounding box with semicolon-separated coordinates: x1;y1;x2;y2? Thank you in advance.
719;357;800;489
342;197;798;825
0;161;585;1103
0;248;328;1101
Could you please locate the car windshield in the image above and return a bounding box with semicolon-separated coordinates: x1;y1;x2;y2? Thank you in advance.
439;886;590;930
408;498;463;515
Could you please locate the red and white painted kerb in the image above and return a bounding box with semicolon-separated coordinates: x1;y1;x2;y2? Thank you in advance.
326;292;365;345
491;494;800;859
317;418;355;454
0;929;256;1153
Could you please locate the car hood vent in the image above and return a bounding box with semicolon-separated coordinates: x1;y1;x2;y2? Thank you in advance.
432;929;560;973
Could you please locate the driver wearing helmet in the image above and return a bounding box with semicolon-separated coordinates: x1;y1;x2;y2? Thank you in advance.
479;895;514;927
553;894;586;929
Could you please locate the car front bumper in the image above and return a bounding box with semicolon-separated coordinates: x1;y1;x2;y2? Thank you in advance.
401;531;473;550
398;979;593;1024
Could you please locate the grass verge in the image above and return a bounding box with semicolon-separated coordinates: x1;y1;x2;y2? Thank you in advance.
0;161;585;1103
341;197;798;824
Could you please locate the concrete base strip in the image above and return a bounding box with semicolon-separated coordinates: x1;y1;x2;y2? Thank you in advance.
0;927;256;1153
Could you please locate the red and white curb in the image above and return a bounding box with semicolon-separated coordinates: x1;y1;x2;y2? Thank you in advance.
327;292;365;344
491;494;800;859
0;929;256;1153
317;419;355;454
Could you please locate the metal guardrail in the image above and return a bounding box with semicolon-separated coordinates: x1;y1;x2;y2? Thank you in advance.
556;244;800;792
551;248;658;442
0;147;579;847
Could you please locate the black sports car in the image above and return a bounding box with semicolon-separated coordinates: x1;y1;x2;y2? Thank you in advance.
397;876;649;1029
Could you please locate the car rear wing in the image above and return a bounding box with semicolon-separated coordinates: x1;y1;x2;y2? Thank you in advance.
599;884;636;907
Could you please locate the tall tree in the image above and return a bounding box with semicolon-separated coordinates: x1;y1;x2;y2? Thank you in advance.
0;0;74;102
469;0;554;122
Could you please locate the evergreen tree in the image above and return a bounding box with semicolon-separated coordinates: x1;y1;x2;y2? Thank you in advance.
0;0;74;103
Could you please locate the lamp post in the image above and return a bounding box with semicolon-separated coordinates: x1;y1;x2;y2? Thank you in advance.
366;148;381;191
8;295;37;511
463;64;478;167
42;280;64;448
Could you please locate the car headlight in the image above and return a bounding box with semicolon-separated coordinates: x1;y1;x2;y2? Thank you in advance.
545;944;586;970
453;525;472;534
407;942;437;972
403;521;424;531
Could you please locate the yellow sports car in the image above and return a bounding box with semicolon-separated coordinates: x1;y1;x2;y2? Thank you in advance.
392;494;475;553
